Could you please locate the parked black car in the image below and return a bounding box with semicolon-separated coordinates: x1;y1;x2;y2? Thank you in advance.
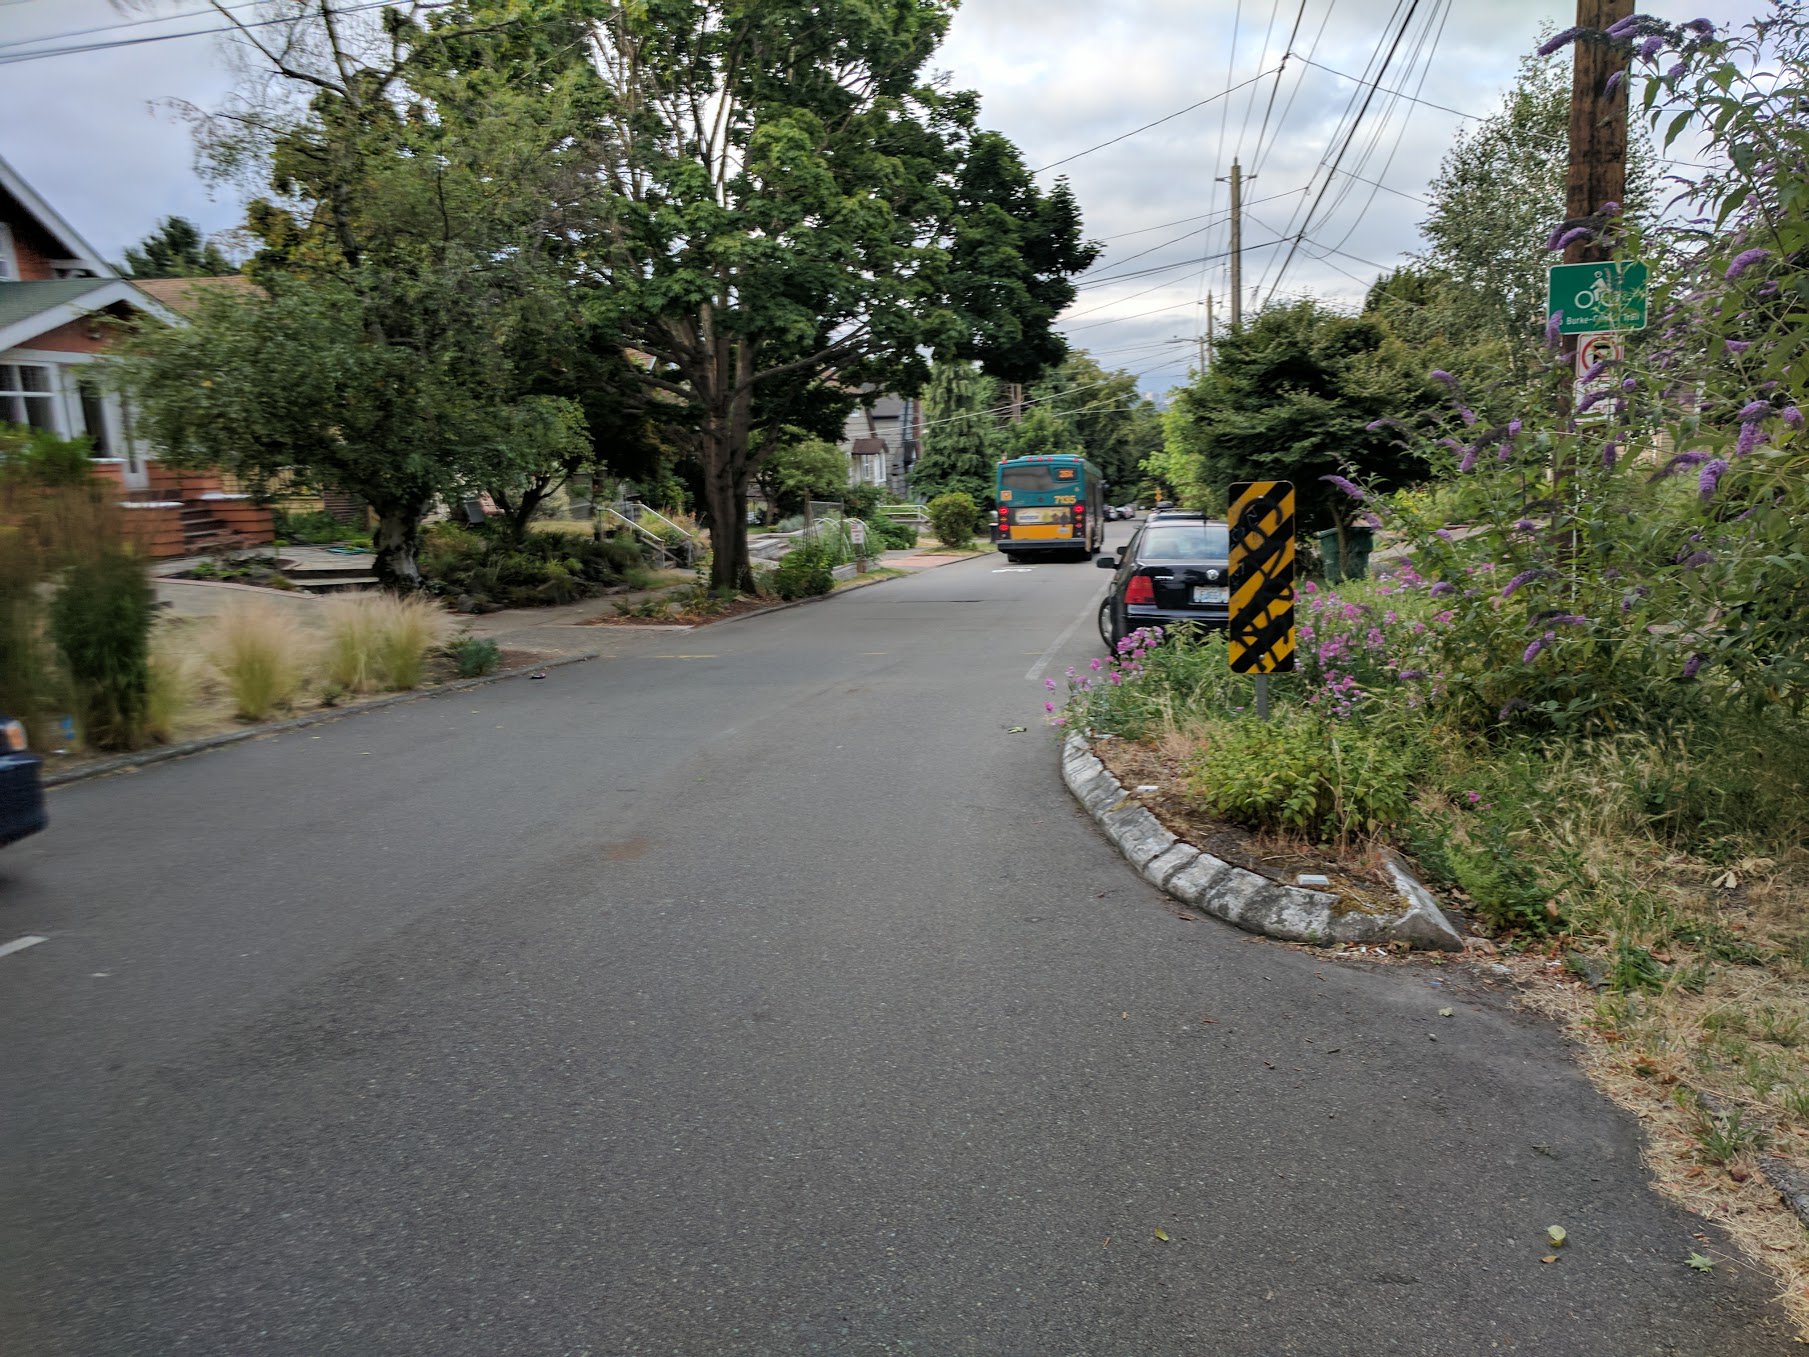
1096;512;1232;649
0;714;47;848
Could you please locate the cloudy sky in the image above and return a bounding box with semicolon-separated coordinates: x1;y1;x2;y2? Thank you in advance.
0;0;1765;397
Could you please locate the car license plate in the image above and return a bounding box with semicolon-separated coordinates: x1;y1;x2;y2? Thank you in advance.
1193;585;1228;604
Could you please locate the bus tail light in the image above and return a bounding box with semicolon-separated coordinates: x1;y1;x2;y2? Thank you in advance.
1125;574;1155;606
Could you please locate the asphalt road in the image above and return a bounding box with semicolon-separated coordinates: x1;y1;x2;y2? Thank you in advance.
1;526;1794;1355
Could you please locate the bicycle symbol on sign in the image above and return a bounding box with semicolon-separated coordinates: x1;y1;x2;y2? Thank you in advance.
1575;275;1615;313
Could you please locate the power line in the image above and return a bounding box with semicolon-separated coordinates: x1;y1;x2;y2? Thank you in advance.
1029;66;1283;175
1263;0;1423;306
0;0;262;53
1288;51;1480;121
0;0;442;65
1072;238;1287;292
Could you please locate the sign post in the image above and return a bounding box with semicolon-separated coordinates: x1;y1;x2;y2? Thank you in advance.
1227;481;1296;718
1546;260;1648;335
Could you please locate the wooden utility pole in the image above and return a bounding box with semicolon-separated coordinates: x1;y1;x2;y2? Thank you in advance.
1202;291;1214;371
1226;160;1244;328
1007;382;1024;423
1561;0;1633;327
1554;0;1632;544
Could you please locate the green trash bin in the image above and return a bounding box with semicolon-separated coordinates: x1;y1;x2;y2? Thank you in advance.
1315;528;1342;583
1314;526;1375;583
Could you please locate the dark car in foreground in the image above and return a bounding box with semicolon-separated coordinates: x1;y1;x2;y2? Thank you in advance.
1096;512;1232;649
0;715;47;848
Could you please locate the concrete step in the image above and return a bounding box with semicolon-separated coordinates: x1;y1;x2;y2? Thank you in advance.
291;574;379;595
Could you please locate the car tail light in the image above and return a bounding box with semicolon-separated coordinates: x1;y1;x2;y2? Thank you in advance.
1125;574;1155;606
2;720;26;753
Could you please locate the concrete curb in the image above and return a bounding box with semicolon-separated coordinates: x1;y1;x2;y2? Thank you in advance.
44;654;598;789
1062;734;1464;951
698;566;924;630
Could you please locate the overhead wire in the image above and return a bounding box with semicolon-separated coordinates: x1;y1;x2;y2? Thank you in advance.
1028;67;1282;176
1260;0;1424;306
0;0;439;64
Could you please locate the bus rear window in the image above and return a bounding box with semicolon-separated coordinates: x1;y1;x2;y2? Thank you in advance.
1000;464;1078;494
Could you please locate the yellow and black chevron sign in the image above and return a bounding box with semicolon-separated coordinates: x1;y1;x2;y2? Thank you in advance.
1227;481;1296;674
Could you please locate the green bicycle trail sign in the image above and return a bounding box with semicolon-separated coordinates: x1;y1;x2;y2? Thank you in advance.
1547;260;1648;335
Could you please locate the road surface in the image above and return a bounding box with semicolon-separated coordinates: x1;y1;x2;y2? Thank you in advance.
1;528;1792;1354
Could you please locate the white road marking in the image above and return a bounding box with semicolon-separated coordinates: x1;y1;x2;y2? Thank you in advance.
992;567;1035;573
0;935;48;959
1025;602;1101;682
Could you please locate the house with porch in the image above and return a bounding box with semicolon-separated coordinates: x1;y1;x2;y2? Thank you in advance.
0;152;271;555
839;390;920;500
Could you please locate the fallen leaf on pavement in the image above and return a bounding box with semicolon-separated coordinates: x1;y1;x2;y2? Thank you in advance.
1007;726;1028;734
1540;1255;1558;1265
1687;1252;1715;1272
1153;1227;1170;1242
1439;1007;1454;1018
1547;1226;1567;1247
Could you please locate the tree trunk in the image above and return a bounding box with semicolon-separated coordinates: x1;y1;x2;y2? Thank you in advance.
371;503;428;592
701;462;753;593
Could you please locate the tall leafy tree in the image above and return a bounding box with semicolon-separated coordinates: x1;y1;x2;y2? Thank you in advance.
119;3;635;584
1027;351;1161;492
1161;300;1437;531
122;217;233;278
573;0;1098;591
910;360;999;505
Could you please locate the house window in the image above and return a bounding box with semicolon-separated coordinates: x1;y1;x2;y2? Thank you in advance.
0;363;60;434
78;382;113;455
0;224;15;281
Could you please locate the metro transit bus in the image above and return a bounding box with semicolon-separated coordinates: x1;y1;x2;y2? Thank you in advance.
993;454;1105;562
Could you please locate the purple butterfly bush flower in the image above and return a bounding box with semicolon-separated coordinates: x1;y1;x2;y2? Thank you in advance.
1545;311;1564;347
1638;34;1665;60
1603;71;1625;96
1430;369;1457;387
1682;653;1705;679
1681;18;1714;37
1725;339;1752;354
1458;448;1478;473
1507;418;1522;437
1550;226;1594;252
1726;247;1770;280
1523;638;1546;664
1501;569;1542;599
1580;358;1610;382
1738;399;1770;422
1576;388;1613;414
1651;450;1710;480
1429;581;1456;597
1667;60;1688;78
1513;519;1537;532
1621;377;1637;392
1783;406;1804;429
1698;458;1728;500
1322;474;1365;501
1736;422;1767;457
1538;25;1585;55
1551;614;1590;627
1601;439;1620;469
1458;407;1477;426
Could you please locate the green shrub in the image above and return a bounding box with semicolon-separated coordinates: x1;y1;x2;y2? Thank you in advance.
272;508;367;546
420;524;640;607
771;541;835;600
926;492;978;549
447;634;502;678
1189;712;1415;843
208;600;310;720
867;513;918;550
49;547;155;751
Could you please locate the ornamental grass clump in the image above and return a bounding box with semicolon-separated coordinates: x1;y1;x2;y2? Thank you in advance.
320;594;383;693
208;600;310;720
366;593;450;691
